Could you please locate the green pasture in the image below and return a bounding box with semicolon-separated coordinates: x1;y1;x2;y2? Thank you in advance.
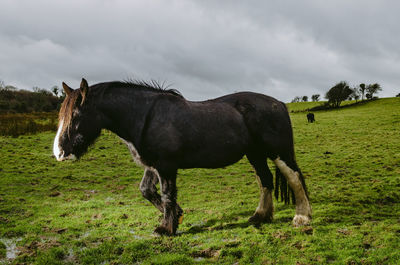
0;98;399;264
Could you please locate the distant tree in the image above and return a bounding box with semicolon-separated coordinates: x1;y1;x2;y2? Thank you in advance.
358;83;366;100
0;80;16;91
4;85;17;91
366;83;382;99
32;86;52;95
350;87;360;102
325;81;353;108
32;86;41;93
60;89;66;100
302;96;308;102
291;96;301;103
311;94;320;102
396;93;400;97
52;86;59;97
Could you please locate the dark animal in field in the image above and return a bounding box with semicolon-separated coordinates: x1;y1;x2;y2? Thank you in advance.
307;113;315;123
53;78;312;235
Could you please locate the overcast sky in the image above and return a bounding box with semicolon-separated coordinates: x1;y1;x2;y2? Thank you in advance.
1;0;399;102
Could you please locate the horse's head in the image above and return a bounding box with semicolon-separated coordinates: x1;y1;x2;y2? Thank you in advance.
53;78;101;161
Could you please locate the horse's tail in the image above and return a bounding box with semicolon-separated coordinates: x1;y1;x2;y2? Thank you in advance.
275;166;292;204
274;103;309;205
274;155;308;204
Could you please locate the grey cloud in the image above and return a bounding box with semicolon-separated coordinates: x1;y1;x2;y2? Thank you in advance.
0;0;399;102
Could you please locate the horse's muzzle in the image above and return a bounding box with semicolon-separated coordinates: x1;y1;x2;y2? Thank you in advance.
56;151;77;161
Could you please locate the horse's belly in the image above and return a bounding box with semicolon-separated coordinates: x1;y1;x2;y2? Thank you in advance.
178;140;247;169
179;152;245;169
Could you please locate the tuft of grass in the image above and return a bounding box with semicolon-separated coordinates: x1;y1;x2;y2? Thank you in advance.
0;241;6;259
145;253;193;265
0;97;399;264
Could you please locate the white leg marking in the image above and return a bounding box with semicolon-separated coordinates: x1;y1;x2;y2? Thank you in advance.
254;175;273;219
274;158;312;226
120;138;168;213
140;167;161;190
53;119;64;161
121;138;147;167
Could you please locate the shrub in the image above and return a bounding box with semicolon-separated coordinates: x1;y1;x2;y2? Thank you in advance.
325;81;352;108
0;89;61;114
0;112;57;137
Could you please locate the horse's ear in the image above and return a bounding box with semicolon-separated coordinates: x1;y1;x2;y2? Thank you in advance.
79;78;89;105
62;82;73;96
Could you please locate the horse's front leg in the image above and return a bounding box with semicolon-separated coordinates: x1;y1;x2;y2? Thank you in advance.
154;170;180;235
140;168;183;221
140;168;164;212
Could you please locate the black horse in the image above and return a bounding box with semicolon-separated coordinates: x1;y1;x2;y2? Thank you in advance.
53;79;311;235
307;113;315;123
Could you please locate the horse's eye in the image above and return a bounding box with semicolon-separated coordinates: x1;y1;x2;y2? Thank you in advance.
72;109;81;117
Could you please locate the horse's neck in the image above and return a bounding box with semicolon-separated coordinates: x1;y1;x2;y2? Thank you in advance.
100;89;155;147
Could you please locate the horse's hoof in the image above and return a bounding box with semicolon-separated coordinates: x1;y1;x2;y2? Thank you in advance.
154;226;174;236
248;213;272;224
178;213;184;224
292;214;311;227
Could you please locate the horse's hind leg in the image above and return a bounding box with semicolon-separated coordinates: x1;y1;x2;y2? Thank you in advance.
140;168;183;219
273;158;311;226
247;154;274;224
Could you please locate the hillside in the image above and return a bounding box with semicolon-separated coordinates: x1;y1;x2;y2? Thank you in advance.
0;97;399;264
286;99;371;113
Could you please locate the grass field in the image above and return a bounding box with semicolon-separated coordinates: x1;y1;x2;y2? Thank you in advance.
0;98;399;264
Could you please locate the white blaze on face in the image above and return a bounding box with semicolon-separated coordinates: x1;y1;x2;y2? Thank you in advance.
53;119;64;161
53;119;77;161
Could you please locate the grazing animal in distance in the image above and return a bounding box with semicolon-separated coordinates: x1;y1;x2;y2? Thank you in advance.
53;78;311;235
307;113;315;123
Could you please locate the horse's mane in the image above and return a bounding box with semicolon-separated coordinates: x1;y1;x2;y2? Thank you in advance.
122;79;184;98
58;89;80;134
